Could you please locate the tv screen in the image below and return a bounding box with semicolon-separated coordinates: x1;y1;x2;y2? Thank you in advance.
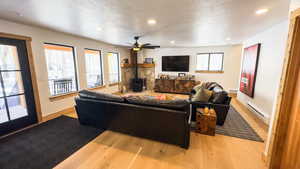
162;55;189;72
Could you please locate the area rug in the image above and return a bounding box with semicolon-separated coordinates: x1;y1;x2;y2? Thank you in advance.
0;116;103;169
215;106;264;142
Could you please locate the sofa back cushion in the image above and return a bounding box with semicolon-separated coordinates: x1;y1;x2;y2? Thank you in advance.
78;90;125;103
125;96;189;110
210;91;228;104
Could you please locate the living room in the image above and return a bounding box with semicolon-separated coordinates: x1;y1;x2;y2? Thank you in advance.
0;0;299;169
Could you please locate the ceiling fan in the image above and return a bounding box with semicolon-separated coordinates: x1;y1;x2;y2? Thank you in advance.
130;36;160;51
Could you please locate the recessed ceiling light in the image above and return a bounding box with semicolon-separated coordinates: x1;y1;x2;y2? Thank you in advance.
96;27;102;31
226;38;231;41
170;40;175;44
147;19;157;25
256;8;269;15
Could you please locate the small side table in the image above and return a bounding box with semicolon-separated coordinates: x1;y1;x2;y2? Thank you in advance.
195;108;217;136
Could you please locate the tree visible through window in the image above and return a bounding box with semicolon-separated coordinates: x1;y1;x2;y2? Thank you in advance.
85;49;103;88
44;43;78;96
196;53;224;72
0;45;28;123
107;52;120;84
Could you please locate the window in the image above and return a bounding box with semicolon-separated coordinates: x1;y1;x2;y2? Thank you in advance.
44;43;78;96
84;49;103;88
107;52;120;84
196;53;224;72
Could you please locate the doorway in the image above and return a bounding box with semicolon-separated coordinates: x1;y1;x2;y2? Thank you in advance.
268;8;300;169
0;37;38;136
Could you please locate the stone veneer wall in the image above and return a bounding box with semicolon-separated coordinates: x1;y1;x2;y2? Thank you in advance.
120;67;134;92
120;66;155;92
138;67;155;90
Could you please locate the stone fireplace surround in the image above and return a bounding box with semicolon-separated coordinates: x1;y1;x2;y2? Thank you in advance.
120;65;155;92
119;50;155;93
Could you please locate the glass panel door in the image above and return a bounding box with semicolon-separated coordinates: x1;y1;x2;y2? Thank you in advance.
0;38;37;136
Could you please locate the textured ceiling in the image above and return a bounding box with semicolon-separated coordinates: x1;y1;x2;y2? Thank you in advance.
0;0;290;47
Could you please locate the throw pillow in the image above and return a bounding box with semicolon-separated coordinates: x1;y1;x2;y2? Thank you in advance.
203;82;213;89
193;83;203;92
191;87;213;102
191;82;206;94
207;82;223;90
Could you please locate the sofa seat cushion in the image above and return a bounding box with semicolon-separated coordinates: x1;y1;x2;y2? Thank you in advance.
125;96;189;110
79;90;125;102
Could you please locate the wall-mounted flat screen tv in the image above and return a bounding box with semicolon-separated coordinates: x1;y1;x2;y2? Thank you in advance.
162;55;189;72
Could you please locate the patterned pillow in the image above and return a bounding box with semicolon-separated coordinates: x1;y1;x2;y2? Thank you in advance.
207;82;223;90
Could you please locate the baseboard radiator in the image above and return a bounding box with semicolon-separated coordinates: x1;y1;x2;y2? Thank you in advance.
246;102;270;125
229;89;238;94
247;102;265;118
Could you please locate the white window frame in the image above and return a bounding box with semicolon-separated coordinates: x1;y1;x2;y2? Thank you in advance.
107;52;120;84
196;52;224;72
84;48;104;89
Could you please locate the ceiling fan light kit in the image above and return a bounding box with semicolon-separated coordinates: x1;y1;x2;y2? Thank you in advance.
133;47;140;51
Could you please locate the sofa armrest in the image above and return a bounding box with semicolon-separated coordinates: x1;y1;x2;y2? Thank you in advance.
190;101;212;107
189;93;193;102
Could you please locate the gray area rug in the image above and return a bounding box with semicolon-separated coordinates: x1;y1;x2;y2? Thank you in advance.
215;106;264;142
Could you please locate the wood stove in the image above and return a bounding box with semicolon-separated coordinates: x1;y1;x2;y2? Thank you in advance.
131;78;143;92
130;50;147;92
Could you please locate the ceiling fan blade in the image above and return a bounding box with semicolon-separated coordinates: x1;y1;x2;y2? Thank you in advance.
130;36;159;50
143;45;160;49
141;43;151;47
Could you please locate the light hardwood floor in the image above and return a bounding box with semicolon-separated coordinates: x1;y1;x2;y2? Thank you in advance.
56;94;268;169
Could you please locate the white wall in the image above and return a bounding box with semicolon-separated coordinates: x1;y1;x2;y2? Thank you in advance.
290;0;300;11
237;20;289;122
0;19;130;117
264;1;297;160
143;45;243;91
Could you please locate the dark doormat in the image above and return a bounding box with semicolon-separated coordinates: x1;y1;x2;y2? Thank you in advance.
215;106;264;142
0;116;103;169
